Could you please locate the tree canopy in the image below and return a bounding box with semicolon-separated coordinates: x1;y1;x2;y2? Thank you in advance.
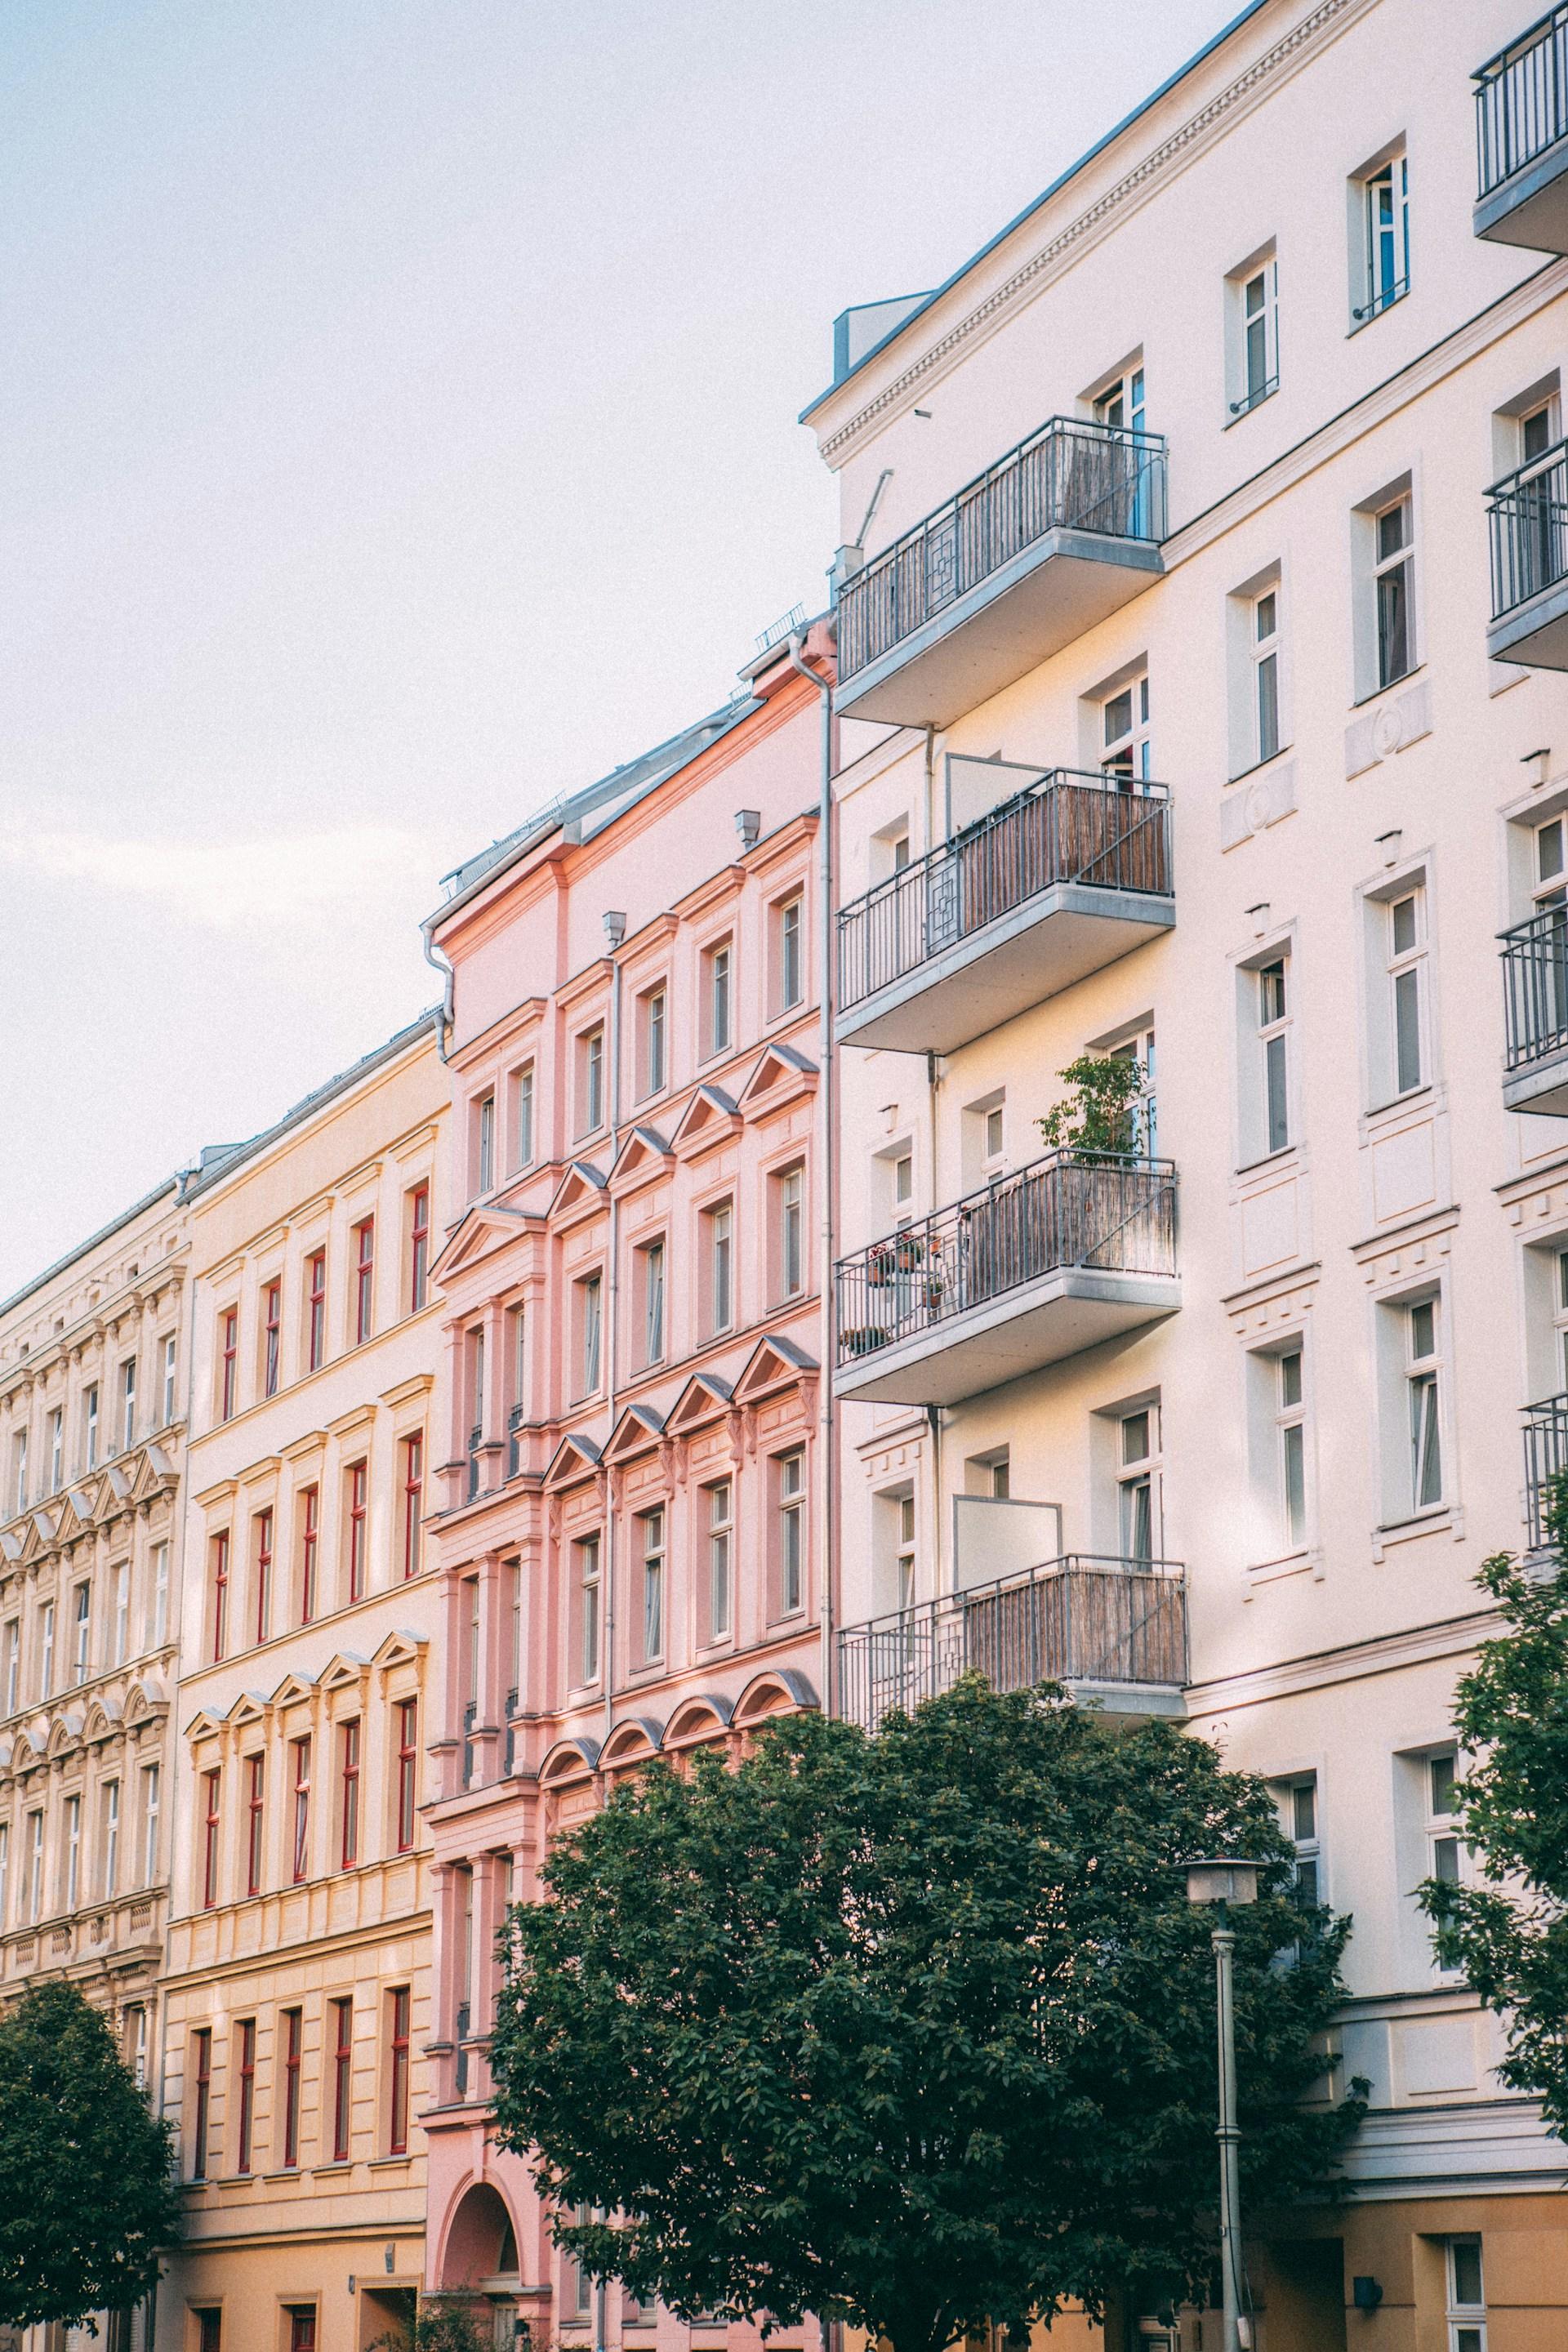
0;1977;180;2328
492;1678;1364;2352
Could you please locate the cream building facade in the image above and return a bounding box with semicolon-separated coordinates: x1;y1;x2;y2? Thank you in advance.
156;1013;447;2352
807;0;1568;2342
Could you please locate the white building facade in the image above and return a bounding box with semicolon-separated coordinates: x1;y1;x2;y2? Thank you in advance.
808;0;1568;2341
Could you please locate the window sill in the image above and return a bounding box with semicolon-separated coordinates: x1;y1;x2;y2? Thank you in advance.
368;2154;414;2171
1226;745;1294;790
1348;285;1408;336
1225;381;1279;428
1351;662;1424;711
1364;1084;1435;1125
1245;1545;1323;1588
310;2162;352;2178
1235;1144;1298;1179
1372;1503;1463;1561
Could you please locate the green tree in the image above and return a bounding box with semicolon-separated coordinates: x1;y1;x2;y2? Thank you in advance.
491;1679;1363;2352
0;1978;180;2329
1419;1508;1568;2129
1037;1052;1148;1156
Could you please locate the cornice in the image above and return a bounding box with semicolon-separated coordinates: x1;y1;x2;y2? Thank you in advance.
1185;1606;1502;1716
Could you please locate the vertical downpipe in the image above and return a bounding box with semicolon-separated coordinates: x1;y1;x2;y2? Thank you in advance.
601;915;626;1756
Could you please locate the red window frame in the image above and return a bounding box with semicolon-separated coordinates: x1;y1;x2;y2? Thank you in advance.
388;1985;411;2155
263;1279;282;1397
245;1753;265;1896
282;2006;302;2168
332;1995;354;2163
288;2310;317;2352
291;1737;311;1884
401;1434;423;1579
354;1217;375;1346
306;1250;326;1372
300;1486;318;1625
395;1697;417;1852
346;1461;368;1602
201;1769;220;1909
410;1185;430;1312
254;1508;273;1646
199;2312;222;2352
191;2027;212;2179
236;2017;256;2173
219;1308;238;1422
211;1531;229;1664
339;1719;360;1869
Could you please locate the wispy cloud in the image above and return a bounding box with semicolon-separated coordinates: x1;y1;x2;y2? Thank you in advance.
0;822;440;931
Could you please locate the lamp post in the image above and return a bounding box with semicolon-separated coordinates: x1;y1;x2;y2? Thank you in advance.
1183;1859;1267;2352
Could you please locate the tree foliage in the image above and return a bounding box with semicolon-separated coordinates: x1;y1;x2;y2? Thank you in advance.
492;1680;1363;2352
1419;1515;1568;2129
0;1978;180;2327
1036;1054;1148;1156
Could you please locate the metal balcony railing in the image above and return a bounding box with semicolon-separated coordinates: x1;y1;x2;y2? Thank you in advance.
1523;1391;1568;1550
836;416;1167;683
835;1149;1177;1369
836;1553;1188;1731
1476;5;1568;198
1488;440;1568;617
1501;906;1568;1071
837;768;1171;1013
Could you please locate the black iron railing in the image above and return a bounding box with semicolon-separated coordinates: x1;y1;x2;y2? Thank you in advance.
1524;1391;1568;1548
1502;906;1568;1070
835;1149;1177;1369
836;1553;1187;1731
1476;5;1568;197
837;768;1171;1012
1489;440;1568;617
836;416;1167;682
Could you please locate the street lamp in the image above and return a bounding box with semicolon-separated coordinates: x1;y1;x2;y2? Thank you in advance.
1183;1859;1268;2352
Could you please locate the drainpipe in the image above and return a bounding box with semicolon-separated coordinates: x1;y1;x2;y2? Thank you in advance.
601;915;627;1753
786;634;836;1718
421;923;456;1060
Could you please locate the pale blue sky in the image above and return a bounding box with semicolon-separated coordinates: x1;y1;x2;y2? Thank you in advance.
1;0;1239;1294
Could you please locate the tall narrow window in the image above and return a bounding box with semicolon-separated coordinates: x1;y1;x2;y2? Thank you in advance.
706;1481;733;1643
643;1241;666;1365
401;1434;424;1579
25;1810;42;1923
150;1543;169;1647
1118;1410;1158;1562
72;1580;91;1682
1446;2238;1485;2352
777;1450;805;1615
639;1508;665;1664
1101;673;1152;783
345;1462;368;1603
1388;888;1428;1096
38;1599;55;1699
477;1094;496;1194
1232;258;1278;413
1258;957;1290;1155
281;2008;302;2168
576;1534;602;1685
63;1793;81;1909
162;1334;177;1428
580;1272;603;1396
291;1737;311;1882
236;2020;256;2174
111;1561;129;1665
896;1494;916;1610
1428;1753;1463;1891
190;2029;212;2180
141;1764;160;1885
254;1508;274;1646
1357;154;1410;322
1252;588;1281;764
707;942;733;1058
511;1064;535;1169
409;1184;430;1312
289;2307;318;2352
84;1383;99;1469
11;1428;25;1512
211;1533;229;1664
1285;1776;1321;1904
263;1281;282;1397
395;1698;417;1852
1277;1349;1307;1548
47;1408;62;1495
644;990;667;1098
354;1218;375;1345
339;1720;361;1869
100;1779;120;1899
0;1821;9;1930
581;1027;605;1134
299;1486;319;1624
1374;495;1414;688
779;896;803;1009
1408;1298;1443;1512
219;1308;238;1422
246;1753;265;1895
120;1356;136;1452
201;1769;220;1909
2;1619;16;1715
779;1167;804;1298
332;1997;354;2163
709;1204;733;1334
306;1250;327;1373
388;1987;412;2156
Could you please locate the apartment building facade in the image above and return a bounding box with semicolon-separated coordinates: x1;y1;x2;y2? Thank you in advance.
156;1014;446;2352
805;0;1568;2342
418;629;831;2346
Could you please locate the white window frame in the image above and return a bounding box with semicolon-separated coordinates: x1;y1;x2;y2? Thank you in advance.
643;988;667;1099
1229;253;1279;417
706;939;733;1060
706;1480;733;1643
578;1028;605;1138
1281;1773;1321;1904
1116;1405;1160;1562
511;1060;535;1168
1353;152;1410;325
1404;1294;1446;1517
778;895;804;1012
779;1166;804;1299
101;1777;120;1900
1445;2238;1486;2352
576;1535;602;1686
162;1336;177;1429
642;1239;666;1366
1252;586;1281;764
47;1409;62;1497
1100;671;1152;783
638;1507;665;1665
1374;492;1414;690
1277;1346;1307;1550
577;1272;603;1399
777;1450;805;1617
707;1202;734;1335
141;1764;160;1885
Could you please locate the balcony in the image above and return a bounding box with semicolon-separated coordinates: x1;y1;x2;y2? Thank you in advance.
835;416;1167;728
835;1149;1178;1407
1487;443;1568;666
836;1553;1188;1731
836;763;1173;1053
1524;1391;1568;1551
1474;7;1568;251
1502;908;1568;1111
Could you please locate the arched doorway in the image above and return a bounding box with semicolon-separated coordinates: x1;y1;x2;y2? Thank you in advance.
438;2180;520;2291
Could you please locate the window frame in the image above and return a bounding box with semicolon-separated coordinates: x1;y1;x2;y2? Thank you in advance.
190;2027;212;2180
401;1432;424;1579
290;1736;311;1884
299;1484;319;1625
776;1449;806;1619
353;1217;375;1347
777;893;804;1012
262;1281;282;1397
408;1185;430;1312
201;1767;221;1910
637;1505;665;1667
281;2007;303;2170
253;1508;274;1646
235;2017;256;2175
245;1752;265;1897
219;1307;238;1423
338;1718;361;1870
387;1985;412;2156
345;1460;368;1604
704;1478;733;1646
395;1697;417;1853
332;1995;354;2164
1353;149;1410;326
305;1250;327;1374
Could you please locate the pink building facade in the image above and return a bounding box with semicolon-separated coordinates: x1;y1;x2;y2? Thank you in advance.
421;627;833;2344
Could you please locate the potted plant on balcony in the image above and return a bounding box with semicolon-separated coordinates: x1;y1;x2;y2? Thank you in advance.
866;1232;925;1287
840;1325;890;1357
1037;1051;1149;1159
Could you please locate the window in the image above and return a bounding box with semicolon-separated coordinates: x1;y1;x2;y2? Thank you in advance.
291;1737;311;1882
11;1428;25;1513
235;2019;256;2173
354;1218;375;1344
579;1027;605;1135
190;2028;212;2179
408;1185;431;1313
332;1997;354;2163
388;1986;412;2155
254;1508;274;1646
288;2308;318;2352
38;1600;55;1699
299;1485;319;1624
395;1698;417;1852
642;989;667;1098
2;1620;16;1716
84;1383;98;1469
1446;2238;1485;2352
111;1560;129;1665
575;1533;602;1684
211;1531;229;1664
162;1334;177;1428
1256;956;1291;1156
778;1166;804;1299
639;1508;665;1664
1282;1775;1321;1904
72;1579;91;1682
510;1063;535;1169
401;1434;424;1578
1407;1297;1444;1512
1094;363;1145;438
306;1250;327;1371
140;1764;160;1885
778;895;804;1010
100;1779;120;1899
1230;253;1279;414
47;1408;62;1495
202;1769;220;1909
777;1450;805;1616
25;1810;42;1923
339;1719;361;1869
345;1461;368;1603
262;1281;282;1396
246;1754;265;1895
1428;1751;1463;1890
219;1307;238;1422
63;1793;80;1910
642;1239;666;1366
1250;586;1281;764
281;2008;302;2168
477;1092;496;1194
1101;672;1152;783
1374;493;1414;688
150;1542;169;1648
1276;1348;1307;1549
120;1356;136;1451
578;1272;603;1396
0;1822;7;1929
127;2002;148;2089
706;1480;733;1643
1117;1409;1158;1562
1388;887;1428;1096
1355;152;1409;323
707;1202;734;1334
894;1150;913;1209
895;1492;917;1610
706;940;733;1059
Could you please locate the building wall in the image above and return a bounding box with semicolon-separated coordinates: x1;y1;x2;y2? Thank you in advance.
808;0;1568;2338
155;1018;447;2352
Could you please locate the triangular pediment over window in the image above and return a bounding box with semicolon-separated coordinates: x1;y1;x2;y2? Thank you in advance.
670;1086;742;1160
731;1330;818;1406
603;1404;666;1466
663;1371;733;1437
430;1202;543;1286
544;1430;604;1491
738;1041;818;1111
